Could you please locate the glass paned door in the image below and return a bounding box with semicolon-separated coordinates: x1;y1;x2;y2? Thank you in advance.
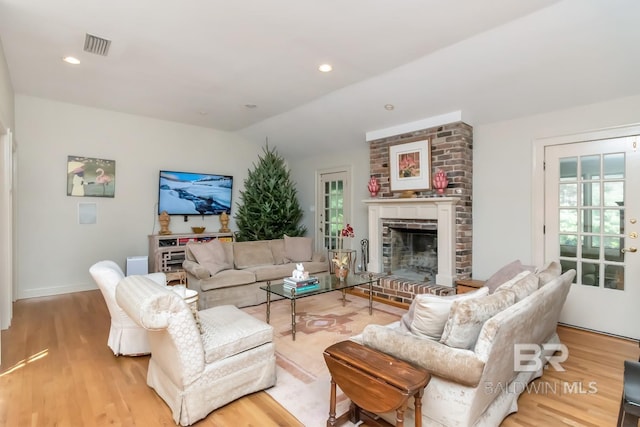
557;153;625;288
545;136;639;339
317;170;350;251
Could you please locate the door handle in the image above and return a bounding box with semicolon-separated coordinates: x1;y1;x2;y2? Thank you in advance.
621;247;637;253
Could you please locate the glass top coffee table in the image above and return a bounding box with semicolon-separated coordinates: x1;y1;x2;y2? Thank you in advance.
260;273;378;341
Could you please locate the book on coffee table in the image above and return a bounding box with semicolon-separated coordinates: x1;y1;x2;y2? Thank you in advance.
283;276;319;287
283;282;320;293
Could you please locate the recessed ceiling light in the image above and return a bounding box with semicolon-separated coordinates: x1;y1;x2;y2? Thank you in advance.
245;104;257;109
384;104;395;111
318;64;333;73
63;56;80;65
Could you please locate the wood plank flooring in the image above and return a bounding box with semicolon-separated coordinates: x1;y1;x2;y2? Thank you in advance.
0;289;637;426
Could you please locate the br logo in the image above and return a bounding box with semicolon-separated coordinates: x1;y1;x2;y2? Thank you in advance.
513;343;568;372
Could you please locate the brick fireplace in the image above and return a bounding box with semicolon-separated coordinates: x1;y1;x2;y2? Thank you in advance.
355;121;473;305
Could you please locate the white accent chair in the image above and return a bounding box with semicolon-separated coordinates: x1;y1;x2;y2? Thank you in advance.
116;275;277;426
89;260;167;356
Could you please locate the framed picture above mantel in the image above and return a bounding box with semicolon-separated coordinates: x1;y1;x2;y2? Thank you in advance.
389;139;431;197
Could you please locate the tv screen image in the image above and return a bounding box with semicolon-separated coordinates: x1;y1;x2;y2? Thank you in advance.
158;170;233;215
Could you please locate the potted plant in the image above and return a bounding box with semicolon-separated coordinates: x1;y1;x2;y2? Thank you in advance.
332;224;354;280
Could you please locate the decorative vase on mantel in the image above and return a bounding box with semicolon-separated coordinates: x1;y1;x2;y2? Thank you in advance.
432;169;449;195
367;176;381;197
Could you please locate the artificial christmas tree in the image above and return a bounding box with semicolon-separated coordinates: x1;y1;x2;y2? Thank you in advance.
234;144;306;241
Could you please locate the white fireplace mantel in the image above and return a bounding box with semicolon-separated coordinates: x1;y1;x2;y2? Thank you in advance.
363;197;459;287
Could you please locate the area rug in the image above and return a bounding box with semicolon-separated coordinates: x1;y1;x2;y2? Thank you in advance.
242;292;406;427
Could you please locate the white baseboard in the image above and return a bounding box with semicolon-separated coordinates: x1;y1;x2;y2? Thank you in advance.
18;282;97;300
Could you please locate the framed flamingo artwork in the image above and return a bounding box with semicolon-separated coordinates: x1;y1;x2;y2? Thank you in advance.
67;155;116;198
389;139;431;197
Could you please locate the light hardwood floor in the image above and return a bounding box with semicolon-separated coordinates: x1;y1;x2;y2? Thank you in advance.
0;289;637;426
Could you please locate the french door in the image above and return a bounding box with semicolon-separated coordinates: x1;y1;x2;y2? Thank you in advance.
544;136;639;339
316;169;351;252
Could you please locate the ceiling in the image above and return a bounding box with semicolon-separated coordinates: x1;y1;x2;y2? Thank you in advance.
2;0;640;157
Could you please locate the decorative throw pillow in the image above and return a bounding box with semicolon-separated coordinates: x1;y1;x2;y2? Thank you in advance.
440;290;515;349
537;261;562;287
494;271;539;302
484;260;527;294
187;240;232;276
401;286;490;331
283;235;313;262
408;287;489;340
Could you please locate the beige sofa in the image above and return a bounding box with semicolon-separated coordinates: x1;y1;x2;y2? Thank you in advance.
182;236;329;309
357;262;575;427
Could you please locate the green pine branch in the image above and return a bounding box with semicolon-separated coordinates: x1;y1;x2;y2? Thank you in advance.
234;144;307;241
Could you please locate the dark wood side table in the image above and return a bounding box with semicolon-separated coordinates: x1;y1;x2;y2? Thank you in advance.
455;278;485;294
323;340;430;427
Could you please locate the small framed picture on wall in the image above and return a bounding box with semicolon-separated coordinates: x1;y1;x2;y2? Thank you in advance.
67;155;116;198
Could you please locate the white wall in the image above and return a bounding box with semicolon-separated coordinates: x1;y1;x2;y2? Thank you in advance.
0;39;14;130
0;39;15;336
473;94;640;279
15;95;260;299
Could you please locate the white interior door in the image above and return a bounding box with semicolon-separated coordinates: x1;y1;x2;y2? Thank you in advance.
544;136;639;339
316;169;350;252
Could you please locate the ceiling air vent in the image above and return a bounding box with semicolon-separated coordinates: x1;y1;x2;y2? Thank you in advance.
83;33;111;56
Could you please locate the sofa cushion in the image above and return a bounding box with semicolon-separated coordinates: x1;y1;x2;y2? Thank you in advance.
247;264;295;282
221;241;234;266
312;252;327;263
199;305;273;363
283;235;313;262
269;239;287;265
301;261;329;275
362;324;486;387
440;290;515;349
409;287;489;340
233;241;275;269
537;261;562;287
484;259;533;294
199;269;257;291
187;240;232;276
494;270;539;302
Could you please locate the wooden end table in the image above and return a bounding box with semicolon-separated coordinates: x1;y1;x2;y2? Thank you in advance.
165;270;187;286
455;278;485;294
323;340;430;427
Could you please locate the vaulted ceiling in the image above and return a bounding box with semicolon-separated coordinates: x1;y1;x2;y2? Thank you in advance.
2;0;639;157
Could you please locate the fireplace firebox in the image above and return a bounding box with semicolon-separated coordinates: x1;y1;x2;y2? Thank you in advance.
388;228;438;282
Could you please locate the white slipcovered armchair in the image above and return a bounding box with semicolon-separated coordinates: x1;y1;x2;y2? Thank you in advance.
89;260;167;356
116;275;277;426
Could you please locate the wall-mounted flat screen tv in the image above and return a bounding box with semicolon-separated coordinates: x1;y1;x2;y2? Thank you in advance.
158;170;233;215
